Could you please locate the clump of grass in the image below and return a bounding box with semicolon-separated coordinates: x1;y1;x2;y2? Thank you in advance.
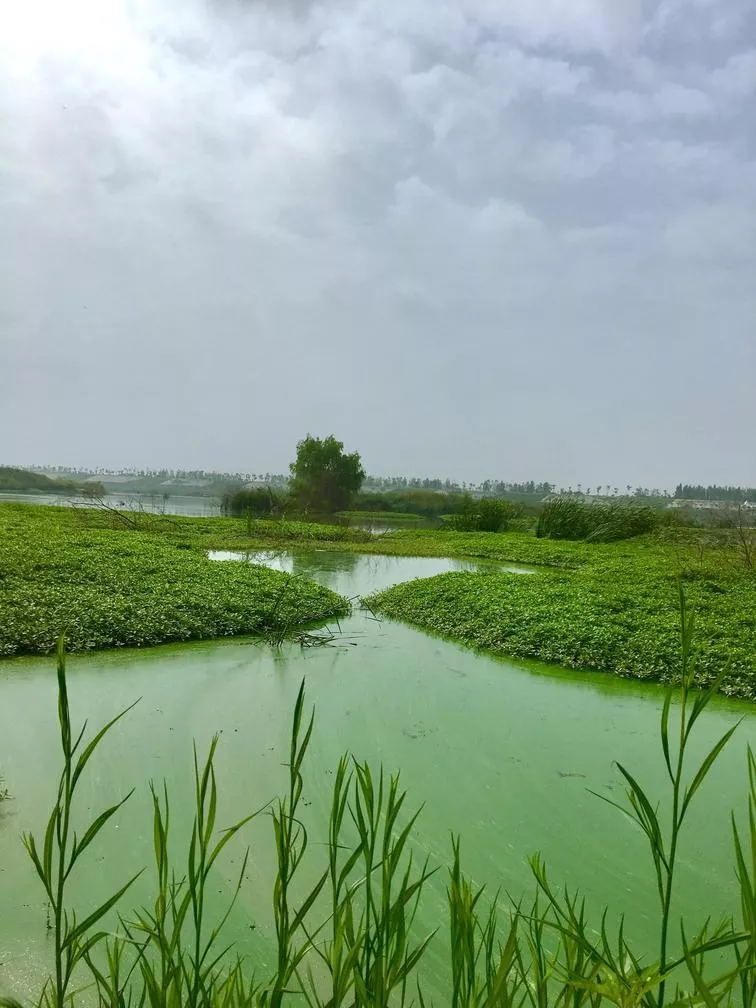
0;505;349;656
537;496;659;542
4;594;756;1007
445;498;514;533
337;510;425;521
366;562;755;696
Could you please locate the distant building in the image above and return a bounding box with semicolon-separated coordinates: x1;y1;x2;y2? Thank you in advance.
540;493;618;505
668;499;755;510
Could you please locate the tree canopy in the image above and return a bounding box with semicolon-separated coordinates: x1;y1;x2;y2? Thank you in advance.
289;435;365;513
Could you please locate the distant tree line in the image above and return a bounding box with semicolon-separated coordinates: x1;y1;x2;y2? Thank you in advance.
674;484;756;502
15;464;756;507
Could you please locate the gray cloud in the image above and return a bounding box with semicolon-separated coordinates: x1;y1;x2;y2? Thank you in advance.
0;0;753;486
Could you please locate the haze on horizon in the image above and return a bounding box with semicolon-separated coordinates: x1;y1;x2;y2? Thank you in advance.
1;0;754;489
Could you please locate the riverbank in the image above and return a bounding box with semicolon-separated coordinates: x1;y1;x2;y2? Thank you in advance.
0;504;348;656
1;503;753;693
367;563;756;698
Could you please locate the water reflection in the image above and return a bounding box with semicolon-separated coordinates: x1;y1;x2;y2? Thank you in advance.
207;550;538;597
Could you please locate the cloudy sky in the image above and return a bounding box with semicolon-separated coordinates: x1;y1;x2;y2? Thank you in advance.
1;0;753;486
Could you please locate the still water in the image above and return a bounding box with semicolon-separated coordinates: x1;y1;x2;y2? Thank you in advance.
1;551;753;999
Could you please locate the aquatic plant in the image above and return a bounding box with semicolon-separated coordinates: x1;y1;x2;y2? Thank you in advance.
221;487;283;519
3;597;756;1007
445;497;514;533
367;564;756;697
0;505;349;657
537;496;659;542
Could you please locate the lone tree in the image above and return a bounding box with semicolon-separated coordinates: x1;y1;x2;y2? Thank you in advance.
289;435;365;513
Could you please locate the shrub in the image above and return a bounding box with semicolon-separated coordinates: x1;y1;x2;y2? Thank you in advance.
221;487;283;517
536;496;658;542
445;496;514;532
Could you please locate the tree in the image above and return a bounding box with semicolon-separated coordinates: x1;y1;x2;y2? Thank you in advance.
289;435;365;513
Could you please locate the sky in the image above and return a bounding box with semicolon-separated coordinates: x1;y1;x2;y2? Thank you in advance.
0;0;754;488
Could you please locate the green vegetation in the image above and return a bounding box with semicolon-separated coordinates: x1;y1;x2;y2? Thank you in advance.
0;505;348;657
6;610;756;1008
445;496;514;532
350;488;465;517
368;552;756;697
2;502;753;697
289;435;365;513
337;509;425;521
536;496;660;542
221;486;282;518
0;467;104;497
675;484;756;502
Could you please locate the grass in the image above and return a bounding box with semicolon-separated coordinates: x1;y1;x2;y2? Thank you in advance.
2;503;753;695
537;496;659;542
367;557;756;699
0;504;349;657
4;603;756;1008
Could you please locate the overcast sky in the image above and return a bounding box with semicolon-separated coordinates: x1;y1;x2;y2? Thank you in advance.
1;0;754;486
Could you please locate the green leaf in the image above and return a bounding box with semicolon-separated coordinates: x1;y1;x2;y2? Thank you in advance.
680;724;740;822
62;870;144;952
68;792;134;876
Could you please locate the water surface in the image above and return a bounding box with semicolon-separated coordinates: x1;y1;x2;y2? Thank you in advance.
0;551;752;999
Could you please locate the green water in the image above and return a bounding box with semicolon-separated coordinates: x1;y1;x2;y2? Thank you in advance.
0;551;753;1000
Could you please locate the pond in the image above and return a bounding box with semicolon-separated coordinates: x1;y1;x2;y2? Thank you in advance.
0;551;753;1000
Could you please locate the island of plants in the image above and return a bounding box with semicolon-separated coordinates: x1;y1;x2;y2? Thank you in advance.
0;504;348;657
1;500;754;699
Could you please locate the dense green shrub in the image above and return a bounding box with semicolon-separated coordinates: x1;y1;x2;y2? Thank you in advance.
445;496;514;532
537;496;659;541
349;489;463;517
221;486;283;517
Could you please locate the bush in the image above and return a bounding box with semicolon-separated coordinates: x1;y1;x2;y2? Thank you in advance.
445;496;514;532
350;489;464;517
221;487;283;517
536;496;658;542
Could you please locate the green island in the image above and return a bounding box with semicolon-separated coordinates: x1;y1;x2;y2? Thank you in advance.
1;495;753;696
0;504;348;657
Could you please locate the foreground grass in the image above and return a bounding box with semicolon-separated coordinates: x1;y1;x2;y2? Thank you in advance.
0;505;348;657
